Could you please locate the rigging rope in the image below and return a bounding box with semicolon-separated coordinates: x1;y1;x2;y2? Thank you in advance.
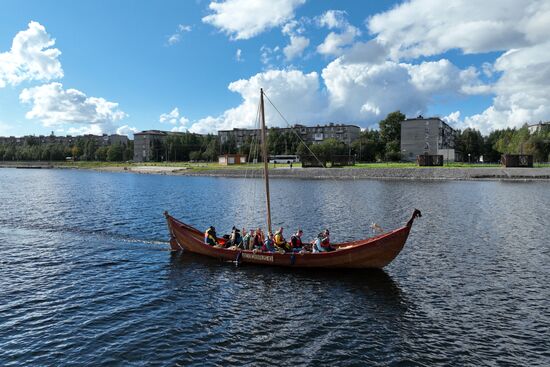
262;91;327;169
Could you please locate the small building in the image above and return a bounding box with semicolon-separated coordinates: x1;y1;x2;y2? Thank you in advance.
400;116;458;162
218;154;247;165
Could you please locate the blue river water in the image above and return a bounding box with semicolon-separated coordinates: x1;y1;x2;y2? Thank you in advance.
0;168;548;366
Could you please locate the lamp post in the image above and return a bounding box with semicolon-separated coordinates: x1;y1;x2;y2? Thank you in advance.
468;153;471;164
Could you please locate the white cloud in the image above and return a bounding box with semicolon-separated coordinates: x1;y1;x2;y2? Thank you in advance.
67;124;105;136
160;107;190;131
186;55;487;134
364;0;550;133
260;45;281;67
283;35;309;60
202;0;306;40
461;41;550;134
443;111;461;126
316;11;360;56
367;0;550;60
0;21;63;88
116;125;139;137
317;10;348;29
322;59;427;123
187;69;322;134
282;19;306;36
178;24;192;32
160;107;180;124
159;107;190;127
19;82;126;130
341;40;387;64
166;24;192;46
405;59;490;95
235;48;243;62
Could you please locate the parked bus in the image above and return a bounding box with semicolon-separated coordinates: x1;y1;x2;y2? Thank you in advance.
268;155;300;164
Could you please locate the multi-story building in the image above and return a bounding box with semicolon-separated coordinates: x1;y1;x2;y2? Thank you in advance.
400;116;458;162
218;123;361;148
133;130;198;162
133;130;169;162
527;121;550;134
0;133;127;147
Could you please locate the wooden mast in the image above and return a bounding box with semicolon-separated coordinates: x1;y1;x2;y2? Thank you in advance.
259;88;272;234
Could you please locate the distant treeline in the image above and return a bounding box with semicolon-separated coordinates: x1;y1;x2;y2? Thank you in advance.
2;114;549;163
0;136;133;162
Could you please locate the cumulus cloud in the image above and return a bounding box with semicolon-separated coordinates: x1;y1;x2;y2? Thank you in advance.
341;40;387;64
322;59;428;123
187;69;322;133
283;35;309;60
185;54;488;134
0;21;63;88
316;10;360;56
405;59;489;95
443;111;461;126
202;0;306;40
19;82;126;131
367;0;550;60
461;41;550;134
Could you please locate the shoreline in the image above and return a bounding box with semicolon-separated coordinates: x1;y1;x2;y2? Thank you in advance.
3;163;550;181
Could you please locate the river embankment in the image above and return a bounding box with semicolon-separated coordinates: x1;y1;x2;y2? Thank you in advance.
2;162;550;180
172;167;550;180
97;165;550;181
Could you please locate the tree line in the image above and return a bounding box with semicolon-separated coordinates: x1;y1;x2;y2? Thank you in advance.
0;135;133;162
2;115;549;163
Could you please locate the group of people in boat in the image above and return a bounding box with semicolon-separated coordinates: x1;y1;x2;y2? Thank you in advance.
204;225;335;253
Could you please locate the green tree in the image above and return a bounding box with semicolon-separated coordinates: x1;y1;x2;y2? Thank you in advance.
107;143;124;161
457;128;484;162
95;146;109;161
379;111;406;160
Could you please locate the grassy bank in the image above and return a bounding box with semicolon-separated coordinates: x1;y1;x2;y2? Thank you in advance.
4;161;549;170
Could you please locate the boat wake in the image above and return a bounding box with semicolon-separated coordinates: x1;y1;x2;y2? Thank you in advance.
0;218;169;248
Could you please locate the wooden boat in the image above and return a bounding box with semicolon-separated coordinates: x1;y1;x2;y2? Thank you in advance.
164;89;422;269
164;209;421;269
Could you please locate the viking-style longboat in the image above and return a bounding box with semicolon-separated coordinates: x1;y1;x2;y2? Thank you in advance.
165;89;421;269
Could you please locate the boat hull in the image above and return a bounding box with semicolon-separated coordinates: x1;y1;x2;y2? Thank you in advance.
164;210;421;269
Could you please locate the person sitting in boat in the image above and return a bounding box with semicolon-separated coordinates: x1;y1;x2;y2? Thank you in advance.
313;229;334;252
242;228;254;250
252;228;264;250
262;232;276;252
204;226;218;246
290;229;304;252
229;226;243;248
274;227;291;252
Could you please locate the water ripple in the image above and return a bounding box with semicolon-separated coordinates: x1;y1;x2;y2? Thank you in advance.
0;169;549;366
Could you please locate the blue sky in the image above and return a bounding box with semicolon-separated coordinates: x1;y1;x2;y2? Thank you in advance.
1;0;549;137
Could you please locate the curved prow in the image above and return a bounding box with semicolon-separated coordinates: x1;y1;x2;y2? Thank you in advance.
406;209;422;228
